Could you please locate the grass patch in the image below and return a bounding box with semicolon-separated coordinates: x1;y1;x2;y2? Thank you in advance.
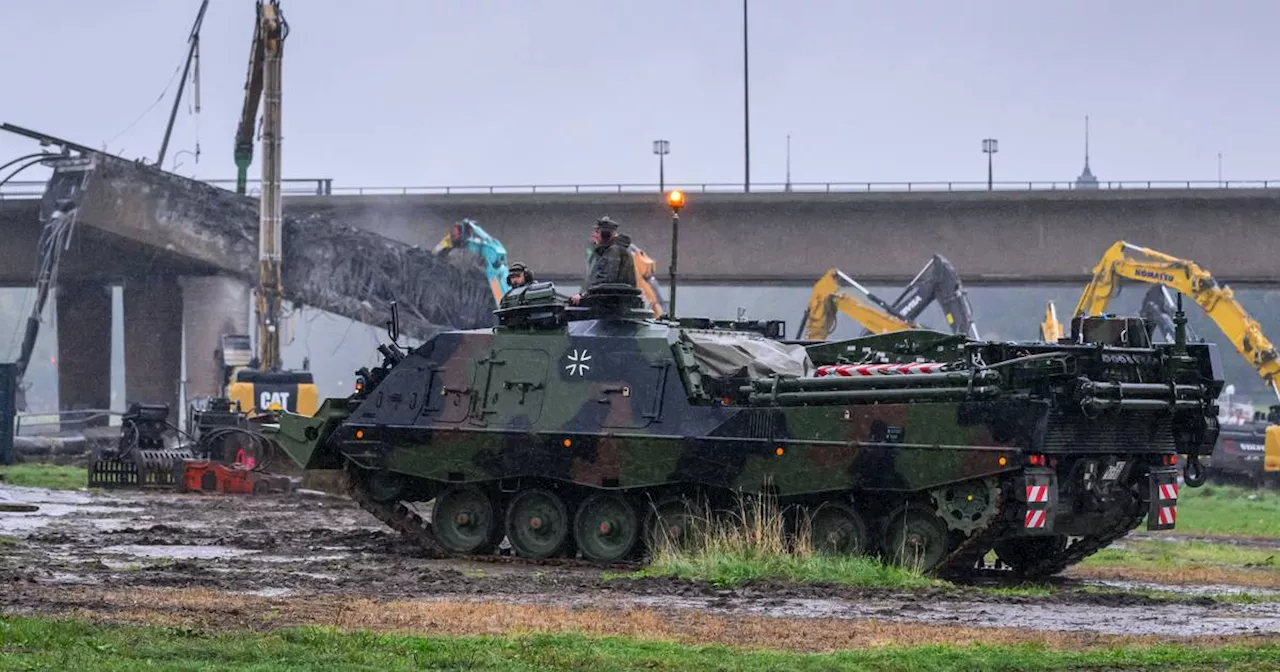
5;615;1280;671
0;463;87;490
634;495;940;589
1074;538;1280;589
1178;484;1280;538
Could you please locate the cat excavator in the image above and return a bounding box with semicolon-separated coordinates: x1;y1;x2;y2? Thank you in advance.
223;0;317;418
1044;240;1280;480
796;254;979;341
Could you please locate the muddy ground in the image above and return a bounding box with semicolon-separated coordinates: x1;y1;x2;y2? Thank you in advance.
4;482;1280;650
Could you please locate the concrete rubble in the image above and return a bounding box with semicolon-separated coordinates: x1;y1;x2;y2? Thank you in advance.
64;152;496;339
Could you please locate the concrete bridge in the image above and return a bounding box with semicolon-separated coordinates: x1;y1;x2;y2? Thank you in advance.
278;185;1280;285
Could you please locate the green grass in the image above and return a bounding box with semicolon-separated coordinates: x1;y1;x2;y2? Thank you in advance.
4;616;1280;671
0;463;87;490
1177;484;1280;538
629;495;942;590
1083;539;1279;571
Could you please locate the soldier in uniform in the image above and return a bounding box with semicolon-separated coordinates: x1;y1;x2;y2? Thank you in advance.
571;217;635;305
506;262;534;290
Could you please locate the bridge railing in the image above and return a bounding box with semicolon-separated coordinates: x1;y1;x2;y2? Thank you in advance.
5;177;1280;200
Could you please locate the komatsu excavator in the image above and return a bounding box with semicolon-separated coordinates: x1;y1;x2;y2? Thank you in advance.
1046;240;1280;479
796;254;979;341
222;0;317;417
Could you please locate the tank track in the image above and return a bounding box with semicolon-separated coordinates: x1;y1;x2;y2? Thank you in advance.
996;508;1146;580
341;461;1142;581
932;478;1015;580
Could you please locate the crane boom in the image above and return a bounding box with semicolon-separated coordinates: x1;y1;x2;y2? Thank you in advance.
1069;240;1280;399
238;0;289;371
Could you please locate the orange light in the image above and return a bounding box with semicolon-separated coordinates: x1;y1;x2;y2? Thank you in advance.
355;429;365;439
775;447;784;456
666;190;685;210
998;456;1007;466
563;438;572;448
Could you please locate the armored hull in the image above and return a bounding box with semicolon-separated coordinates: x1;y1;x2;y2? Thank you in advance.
274;284;1224;578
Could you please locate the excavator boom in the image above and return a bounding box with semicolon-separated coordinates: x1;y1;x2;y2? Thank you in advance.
1072;240;1280;399
796;269;915;340
234;1;285;196
884;254;980;339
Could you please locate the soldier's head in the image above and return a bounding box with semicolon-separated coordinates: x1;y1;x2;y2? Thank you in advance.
592;216;618;245
507;262;533;288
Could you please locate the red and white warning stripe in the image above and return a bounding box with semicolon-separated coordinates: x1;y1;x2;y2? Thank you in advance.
1157;505;1176;526
814;362;949;377
1158;483;1179;501
1024;509;1047;528
1026;485;1049;503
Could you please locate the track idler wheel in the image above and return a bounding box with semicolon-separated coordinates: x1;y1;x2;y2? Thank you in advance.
806;502;868;556
432;485;501;554
573;493;639;563
883;504;951;572
505;488;570;558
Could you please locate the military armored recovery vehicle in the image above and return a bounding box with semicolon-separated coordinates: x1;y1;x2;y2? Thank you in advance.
273;283;1222;579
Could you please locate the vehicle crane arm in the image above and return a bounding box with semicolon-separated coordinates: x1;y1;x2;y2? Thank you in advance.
1073;240;1280;398
796;268;916;340
234;1;287;196
884;254;980;339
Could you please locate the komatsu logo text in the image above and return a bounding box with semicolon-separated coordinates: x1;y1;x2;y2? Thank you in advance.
1134;268;1176;283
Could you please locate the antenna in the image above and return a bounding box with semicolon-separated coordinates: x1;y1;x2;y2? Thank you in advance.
387;301;401;345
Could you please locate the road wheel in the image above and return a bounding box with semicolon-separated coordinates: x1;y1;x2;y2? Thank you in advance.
573;493;639;563
505;488;570;558
883;504;951;572
432;485;500;554
807;502;868;556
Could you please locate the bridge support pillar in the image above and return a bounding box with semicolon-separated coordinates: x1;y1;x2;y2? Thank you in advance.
180;275;251;403
56;283;112;425
123;275;182;421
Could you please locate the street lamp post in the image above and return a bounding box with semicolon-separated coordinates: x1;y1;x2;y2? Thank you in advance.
652;140;670;192
982;138;998;190
666;190;685;319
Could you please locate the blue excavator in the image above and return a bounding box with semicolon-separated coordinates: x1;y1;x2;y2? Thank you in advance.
432;219;511;305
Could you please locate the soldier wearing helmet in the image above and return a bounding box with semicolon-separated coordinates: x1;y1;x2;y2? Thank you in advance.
571;216;635;305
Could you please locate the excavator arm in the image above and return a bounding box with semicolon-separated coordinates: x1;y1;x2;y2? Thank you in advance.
234;1;287;196
796;269;915;340
884;254;980;339
1040;301;1063;342
1073;240;1280;398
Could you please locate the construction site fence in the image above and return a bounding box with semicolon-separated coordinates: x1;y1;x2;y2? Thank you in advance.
8;178;1280;199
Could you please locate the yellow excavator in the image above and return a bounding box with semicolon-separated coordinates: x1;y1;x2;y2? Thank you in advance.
222;0;318;417
797;255;979;341
1045;240;1280;477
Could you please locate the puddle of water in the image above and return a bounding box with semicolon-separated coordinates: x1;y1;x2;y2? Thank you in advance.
99;545;260;560
290;571;339;582
253;554;349;564
1087;578;1280;597
245;587;294;598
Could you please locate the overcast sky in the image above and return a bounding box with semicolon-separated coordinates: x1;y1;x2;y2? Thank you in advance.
3;0;1277;189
